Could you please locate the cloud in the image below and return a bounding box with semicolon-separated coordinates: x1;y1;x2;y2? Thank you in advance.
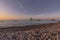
17;1;24;9
17;1;29;14
34;12;60;19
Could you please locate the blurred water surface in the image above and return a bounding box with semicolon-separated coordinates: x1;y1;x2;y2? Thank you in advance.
0;20;58;28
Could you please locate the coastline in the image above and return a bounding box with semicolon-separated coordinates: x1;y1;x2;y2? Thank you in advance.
0;22;58;31
0;21;60;40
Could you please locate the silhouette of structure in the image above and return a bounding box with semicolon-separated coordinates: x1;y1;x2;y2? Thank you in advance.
30;18;33;21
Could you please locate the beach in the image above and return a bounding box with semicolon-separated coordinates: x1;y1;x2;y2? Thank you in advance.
0;20;59;40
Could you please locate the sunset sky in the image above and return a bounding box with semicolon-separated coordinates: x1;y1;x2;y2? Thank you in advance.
0;0;60;20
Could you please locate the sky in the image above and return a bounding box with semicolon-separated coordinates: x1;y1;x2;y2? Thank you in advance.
0;0;60;20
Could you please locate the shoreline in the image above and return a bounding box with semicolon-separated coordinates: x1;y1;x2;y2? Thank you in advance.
0;22;58;32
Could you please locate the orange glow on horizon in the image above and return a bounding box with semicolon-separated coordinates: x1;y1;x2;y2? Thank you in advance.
0;13;29;20
0;15;27;20
0;11;29;20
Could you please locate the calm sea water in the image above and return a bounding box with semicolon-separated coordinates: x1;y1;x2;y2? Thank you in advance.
0;20;58;28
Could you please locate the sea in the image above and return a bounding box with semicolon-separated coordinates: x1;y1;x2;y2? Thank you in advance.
0;20;58;28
